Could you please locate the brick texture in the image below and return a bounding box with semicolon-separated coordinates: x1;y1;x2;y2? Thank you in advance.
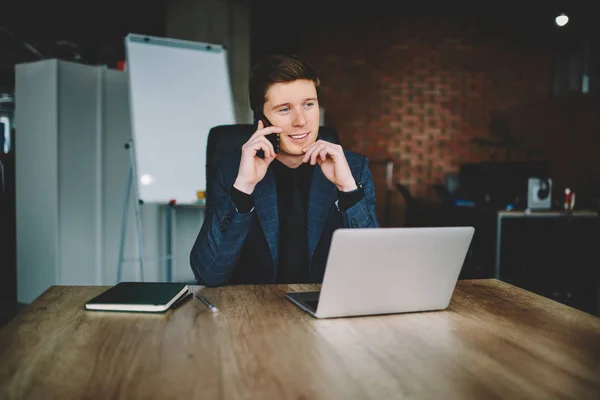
299;17;600;225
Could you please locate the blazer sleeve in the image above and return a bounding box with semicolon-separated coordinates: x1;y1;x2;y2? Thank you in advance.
189;157;254;286
339;156;380;229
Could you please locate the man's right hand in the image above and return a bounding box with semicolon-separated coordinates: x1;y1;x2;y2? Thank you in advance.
233;120;282;194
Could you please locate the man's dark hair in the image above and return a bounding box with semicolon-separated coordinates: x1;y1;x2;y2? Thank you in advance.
249;55;320;120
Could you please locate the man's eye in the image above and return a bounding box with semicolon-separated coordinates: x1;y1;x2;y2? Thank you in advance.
305;102;314;107
279;107;290;113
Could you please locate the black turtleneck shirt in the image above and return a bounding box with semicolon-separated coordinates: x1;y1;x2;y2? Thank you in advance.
230;160;364;283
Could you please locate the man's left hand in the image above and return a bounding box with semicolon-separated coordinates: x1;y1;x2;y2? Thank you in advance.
302;140;357;192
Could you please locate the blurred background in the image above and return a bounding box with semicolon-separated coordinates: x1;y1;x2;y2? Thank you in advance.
1;0;599;323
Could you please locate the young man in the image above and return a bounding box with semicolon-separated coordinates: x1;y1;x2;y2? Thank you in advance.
190;55;379;286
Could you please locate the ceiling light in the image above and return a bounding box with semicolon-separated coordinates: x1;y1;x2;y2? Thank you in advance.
555;13;569;27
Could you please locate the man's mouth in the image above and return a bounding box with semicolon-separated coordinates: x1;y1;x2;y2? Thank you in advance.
289;132;309;140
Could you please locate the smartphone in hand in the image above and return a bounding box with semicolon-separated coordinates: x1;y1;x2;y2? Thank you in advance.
256;114;280;156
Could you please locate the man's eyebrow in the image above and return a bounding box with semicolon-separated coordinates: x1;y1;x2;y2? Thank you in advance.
271;102;290;110
271;98;318;109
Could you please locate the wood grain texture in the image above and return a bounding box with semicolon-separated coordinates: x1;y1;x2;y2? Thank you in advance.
0;279;599;399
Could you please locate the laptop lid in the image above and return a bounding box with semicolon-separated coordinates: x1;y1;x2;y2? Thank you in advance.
313;227;475;318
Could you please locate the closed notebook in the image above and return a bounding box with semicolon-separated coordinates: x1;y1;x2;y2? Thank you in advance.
85;282;189;313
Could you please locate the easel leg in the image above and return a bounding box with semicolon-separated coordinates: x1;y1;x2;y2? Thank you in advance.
117;165;132;282
117;140;146;282
166;204;173;282
127;141;146;282
133;183;146;282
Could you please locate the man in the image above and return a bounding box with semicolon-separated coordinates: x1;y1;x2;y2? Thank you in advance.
190;55;379;286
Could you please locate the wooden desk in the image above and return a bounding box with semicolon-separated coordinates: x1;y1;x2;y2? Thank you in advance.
1;280;599;399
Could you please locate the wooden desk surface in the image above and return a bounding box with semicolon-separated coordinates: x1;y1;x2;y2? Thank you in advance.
1;280;599;399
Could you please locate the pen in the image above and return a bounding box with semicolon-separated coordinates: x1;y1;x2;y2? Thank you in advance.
196;292;219;312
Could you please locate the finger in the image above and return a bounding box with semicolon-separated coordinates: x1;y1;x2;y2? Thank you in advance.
251;124;282;141
259;136;276;158
305;142;326;165
244;137;271;158
302;143;319;163
310;143;328;165
250;136;275;158
319;147;329;161
311;144;326;165
326;144;343;160
302;140;322;154
264;152;277;164
302;141;322;163
328;145;346;164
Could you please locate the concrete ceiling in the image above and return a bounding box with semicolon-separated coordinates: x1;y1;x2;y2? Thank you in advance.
1;0;597;93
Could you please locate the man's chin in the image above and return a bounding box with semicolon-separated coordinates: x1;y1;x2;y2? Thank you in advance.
280;136;317;156
279;146;305;157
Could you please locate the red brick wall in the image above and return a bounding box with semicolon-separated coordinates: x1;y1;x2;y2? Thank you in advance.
507;93;600;201
300;17;563;224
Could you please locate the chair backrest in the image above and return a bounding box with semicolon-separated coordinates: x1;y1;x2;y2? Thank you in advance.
432;183;456;208
395;182;415;206
205;124;339;197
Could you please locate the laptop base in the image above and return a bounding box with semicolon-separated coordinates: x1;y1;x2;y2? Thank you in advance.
286;291;320;316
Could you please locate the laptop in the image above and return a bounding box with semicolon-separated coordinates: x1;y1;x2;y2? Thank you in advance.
286;226;475;318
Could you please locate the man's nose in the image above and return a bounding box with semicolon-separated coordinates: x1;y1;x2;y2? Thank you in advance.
292;110;306;127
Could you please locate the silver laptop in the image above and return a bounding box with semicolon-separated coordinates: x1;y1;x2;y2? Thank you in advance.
286;226;475;318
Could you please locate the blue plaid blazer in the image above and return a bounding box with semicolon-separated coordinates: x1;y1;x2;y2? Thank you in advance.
190;147;379;286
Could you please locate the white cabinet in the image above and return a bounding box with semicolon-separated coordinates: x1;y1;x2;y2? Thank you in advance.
15;59;200;303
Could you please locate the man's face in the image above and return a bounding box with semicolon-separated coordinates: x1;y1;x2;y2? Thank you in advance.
262;79;320;156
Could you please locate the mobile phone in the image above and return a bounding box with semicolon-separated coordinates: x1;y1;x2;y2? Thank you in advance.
258;114;280;154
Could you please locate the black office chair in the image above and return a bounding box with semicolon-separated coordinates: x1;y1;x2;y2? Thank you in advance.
432;183;455;208
395;181;435;227
396;181;456;227
205;124;339;198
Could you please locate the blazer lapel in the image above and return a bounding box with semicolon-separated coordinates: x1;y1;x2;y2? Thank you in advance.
307;165;337;262
253;168;279;267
